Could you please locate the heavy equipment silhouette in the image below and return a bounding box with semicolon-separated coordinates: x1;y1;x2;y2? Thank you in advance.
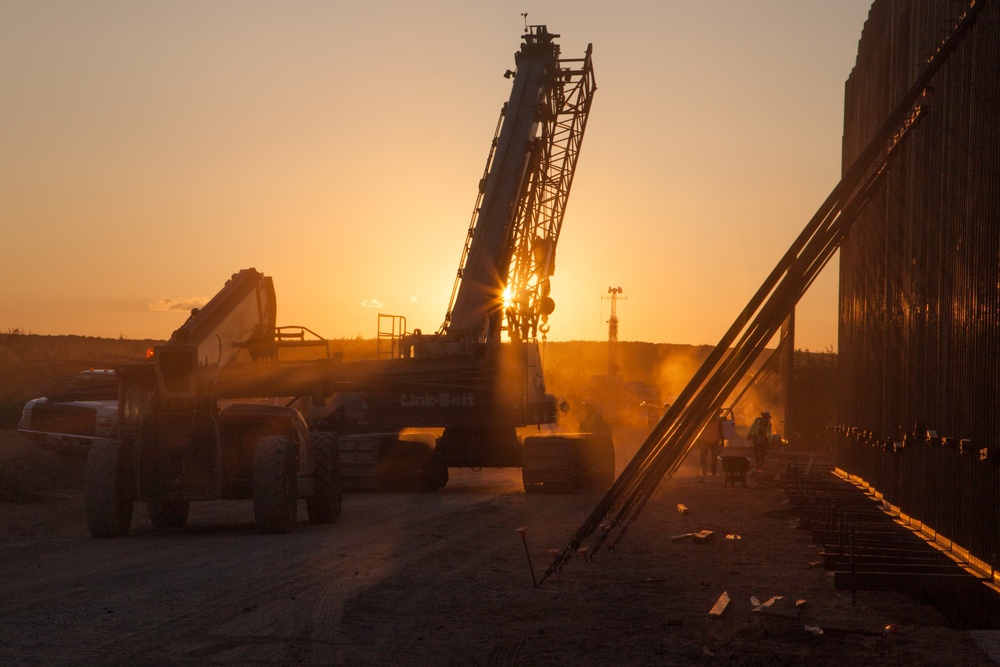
84;26;604;536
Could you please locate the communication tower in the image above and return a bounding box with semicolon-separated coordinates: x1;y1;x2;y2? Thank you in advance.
605;287;624;376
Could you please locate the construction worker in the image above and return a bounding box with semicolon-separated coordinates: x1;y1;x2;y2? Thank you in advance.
698;416;723;476
747;410;772;466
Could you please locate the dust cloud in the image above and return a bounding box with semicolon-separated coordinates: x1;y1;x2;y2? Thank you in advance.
541;341;784;436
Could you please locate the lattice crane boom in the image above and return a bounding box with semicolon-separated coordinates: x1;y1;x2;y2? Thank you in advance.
441;26;596;345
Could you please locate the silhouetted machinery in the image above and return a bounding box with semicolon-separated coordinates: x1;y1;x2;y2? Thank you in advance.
88;271;341;537
84;26;607;537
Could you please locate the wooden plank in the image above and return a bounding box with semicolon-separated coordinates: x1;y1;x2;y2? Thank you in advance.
708;591;730;617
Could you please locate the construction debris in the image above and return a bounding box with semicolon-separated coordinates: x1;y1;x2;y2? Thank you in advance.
709;591;730;617
751;595;802;618
537;1;984;584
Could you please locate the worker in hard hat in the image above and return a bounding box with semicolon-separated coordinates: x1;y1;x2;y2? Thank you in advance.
747;410;772;466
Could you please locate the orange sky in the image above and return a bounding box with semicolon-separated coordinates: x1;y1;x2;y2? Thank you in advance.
1;1;874;351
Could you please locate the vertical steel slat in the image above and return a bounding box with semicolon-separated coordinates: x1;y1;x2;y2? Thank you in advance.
839;0;999;577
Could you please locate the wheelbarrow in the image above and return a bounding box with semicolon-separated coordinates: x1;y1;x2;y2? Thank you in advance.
719;449;752;488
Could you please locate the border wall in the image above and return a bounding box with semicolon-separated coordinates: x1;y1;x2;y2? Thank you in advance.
837;0;1000;579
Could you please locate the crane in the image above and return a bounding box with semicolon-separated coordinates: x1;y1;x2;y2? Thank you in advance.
440;26;594;348
85;26;604;537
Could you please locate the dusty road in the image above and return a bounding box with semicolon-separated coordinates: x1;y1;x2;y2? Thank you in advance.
0;466;556;664
1;429;996;666
0;431;630;665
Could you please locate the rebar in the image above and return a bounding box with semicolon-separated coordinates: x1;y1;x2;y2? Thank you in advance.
539;0;987;584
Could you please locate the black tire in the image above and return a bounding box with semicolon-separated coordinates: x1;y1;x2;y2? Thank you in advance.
253;434;298;534
147;500;190;528
84;438;135;538
306;432;342;524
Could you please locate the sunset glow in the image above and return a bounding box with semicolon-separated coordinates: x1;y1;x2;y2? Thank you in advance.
0;2;874;351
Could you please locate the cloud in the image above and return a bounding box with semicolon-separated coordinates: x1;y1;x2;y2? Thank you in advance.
359;298;383;309
149;297;209;313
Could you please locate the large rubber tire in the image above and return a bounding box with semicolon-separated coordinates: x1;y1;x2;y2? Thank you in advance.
147;500;190;528
253;435;298;534
521;436;576;494
84;438;135;538
306;432;342;524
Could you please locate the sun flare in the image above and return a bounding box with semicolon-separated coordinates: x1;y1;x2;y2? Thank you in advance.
502;286;513;310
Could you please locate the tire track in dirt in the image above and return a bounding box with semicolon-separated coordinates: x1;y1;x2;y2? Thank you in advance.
331;480;601;665
4;430;994;666
0;469;546;665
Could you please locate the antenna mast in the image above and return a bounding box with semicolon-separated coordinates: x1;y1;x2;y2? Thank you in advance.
605;286;624;376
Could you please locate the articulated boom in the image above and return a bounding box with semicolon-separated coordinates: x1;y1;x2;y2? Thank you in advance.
151;268;277;409
442;26;596;345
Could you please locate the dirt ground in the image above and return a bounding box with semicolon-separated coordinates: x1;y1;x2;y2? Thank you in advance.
0;427;997;666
